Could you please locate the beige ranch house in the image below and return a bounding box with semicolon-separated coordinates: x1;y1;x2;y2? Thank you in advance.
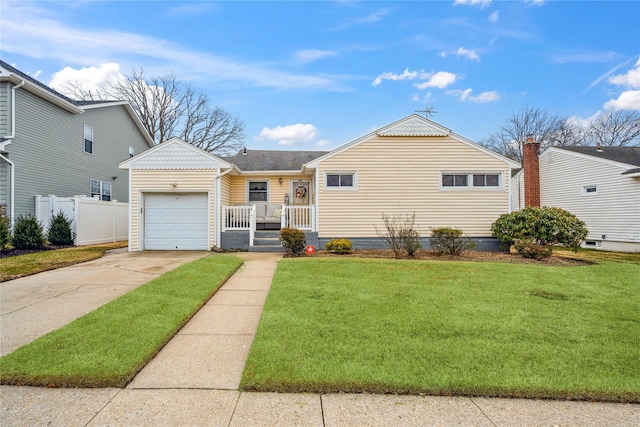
119;114;521;252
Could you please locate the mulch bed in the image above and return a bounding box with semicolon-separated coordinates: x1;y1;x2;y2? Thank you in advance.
0;245;75;259
302;249;592;266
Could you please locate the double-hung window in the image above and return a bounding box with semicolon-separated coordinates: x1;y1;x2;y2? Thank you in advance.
248;180;268;202
90;179;111;201
84;125;94;154
325;172;356;189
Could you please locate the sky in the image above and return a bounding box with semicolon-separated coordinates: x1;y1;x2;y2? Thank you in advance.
1;0;639;152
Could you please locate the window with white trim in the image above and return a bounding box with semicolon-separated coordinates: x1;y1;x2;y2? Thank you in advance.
248;180;268;202
582;185;598;195
129;145;135;158
325;172;356;189
441;173;501;189
90;179;111;201
84;124;93;154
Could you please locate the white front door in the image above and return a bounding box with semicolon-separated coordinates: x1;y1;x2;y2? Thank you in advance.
144;193;208;250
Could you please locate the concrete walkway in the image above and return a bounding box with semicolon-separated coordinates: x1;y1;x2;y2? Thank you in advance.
1;251;638;426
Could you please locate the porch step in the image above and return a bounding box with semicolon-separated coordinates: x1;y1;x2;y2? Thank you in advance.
249;245;285;253
254;230;281;239
250;231;284;252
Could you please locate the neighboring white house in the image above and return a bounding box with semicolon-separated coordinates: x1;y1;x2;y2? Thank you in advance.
514;145;640;252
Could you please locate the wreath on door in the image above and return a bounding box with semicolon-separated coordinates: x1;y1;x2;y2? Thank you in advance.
295;185;307;199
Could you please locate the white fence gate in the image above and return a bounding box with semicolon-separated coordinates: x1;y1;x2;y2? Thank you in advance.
35;195;128;246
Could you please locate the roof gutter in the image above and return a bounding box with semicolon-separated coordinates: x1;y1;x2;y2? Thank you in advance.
1;78;26;149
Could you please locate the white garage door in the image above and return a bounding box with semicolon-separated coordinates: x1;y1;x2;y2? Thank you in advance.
144;193;209;250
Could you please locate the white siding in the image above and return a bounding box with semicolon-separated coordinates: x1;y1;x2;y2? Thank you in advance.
316;136;513;238
540;149;640;247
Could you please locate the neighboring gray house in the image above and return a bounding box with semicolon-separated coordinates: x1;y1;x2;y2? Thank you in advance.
514;144;640;252
0;60;154;220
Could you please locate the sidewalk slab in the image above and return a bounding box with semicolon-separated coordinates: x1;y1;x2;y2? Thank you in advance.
127;334;254;390
321;393;493;426
210;289;269;306
473;397;640;427
0;385;119;427
88;389;239;427
179;304;264;335
230;392;323;427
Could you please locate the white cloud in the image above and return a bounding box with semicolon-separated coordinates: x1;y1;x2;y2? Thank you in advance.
608;58;640;88
414;72;457;90
439;47;480;61
331;9;391;30
454;0;492;8
525;0;546;6
489;11;499;23
316;139;331;147
448;88;500;103
604;91;640;111
295;49;338;64
0;2;347;92
603;58;640;110
372;68;424;86
258;124;320;146
49;63;124;96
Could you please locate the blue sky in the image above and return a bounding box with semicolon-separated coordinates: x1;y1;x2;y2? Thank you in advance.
1;0;639;152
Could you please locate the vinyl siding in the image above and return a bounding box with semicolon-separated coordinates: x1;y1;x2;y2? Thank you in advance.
130;169;216;251
316;136;511;238
0;82;9;136
6;89;151;216
229;174;313;205
220;174;232;206
540;149;640;244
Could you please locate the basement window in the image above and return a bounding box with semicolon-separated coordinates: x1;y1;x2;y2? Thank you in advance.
582;185;598;195
584;240;601;248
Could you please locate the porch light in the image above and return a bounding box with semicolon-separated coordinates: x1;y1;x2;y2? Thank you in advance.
278;177;283;185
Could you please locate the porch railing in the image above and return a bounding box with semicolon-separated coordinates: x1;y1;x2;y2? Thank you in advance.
223;205;254;231
284;206;315;231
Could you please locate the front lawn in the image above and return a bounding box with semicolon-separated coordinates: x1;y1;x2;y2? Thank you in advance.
0;254;243;387
241;256;640;402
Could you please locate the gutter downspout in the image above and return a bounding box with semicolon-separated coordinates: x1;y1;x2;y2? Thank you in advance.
0;154;14;225
215;167;234;249
508;168;513;213
1;79;25;225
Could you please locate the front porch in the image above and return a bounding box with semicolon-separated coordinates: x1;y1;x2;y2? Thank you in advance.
220;204;317;251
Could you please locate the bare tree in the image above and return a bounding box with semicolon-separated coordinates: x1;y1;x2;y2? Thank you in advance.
59;69;244;155
482;105;577;162
588;110;640;146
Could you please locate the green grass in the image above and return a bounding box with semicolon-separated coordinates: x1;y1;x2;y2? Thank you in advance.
0;241;128;282
0;254;243;388
241;256;640;402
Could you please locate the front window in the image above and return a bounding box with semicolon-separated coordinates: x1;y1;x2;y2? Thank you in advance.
84;125;93;154
248;180;268;202
90;179;111;201
326;172;356;189
441;172;502;189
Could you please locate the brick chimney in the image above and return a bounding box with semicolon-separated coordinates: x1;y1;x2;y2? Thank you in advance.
523;134;540;207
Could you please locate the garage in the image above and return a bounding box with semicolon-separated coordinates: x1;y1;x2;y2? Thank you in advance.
144;193;209;250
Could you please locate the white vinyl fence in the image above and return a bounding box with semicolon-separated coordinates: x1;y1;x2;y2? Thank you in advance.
35;195;128;246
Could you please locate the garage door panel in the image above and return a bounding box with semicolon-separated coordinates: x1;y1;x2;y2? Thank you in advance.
144;193;209;250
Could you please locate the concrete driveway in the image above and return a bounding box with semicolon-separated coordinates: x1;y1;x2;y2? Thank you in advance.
0;249;210;356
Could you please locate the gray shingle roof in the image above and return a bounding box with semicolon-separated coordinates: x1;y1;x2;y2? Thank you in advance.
557;146;640;168
223;150;329;171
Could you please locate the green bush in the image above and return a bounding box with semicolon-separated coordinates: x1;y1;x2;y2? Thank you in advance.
47;211;75;245
404;229;422;257
430;227;475;256
325;238;353;254
280;227;306;256
12;214;46;250
491;206;588;259
0;216;11;254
